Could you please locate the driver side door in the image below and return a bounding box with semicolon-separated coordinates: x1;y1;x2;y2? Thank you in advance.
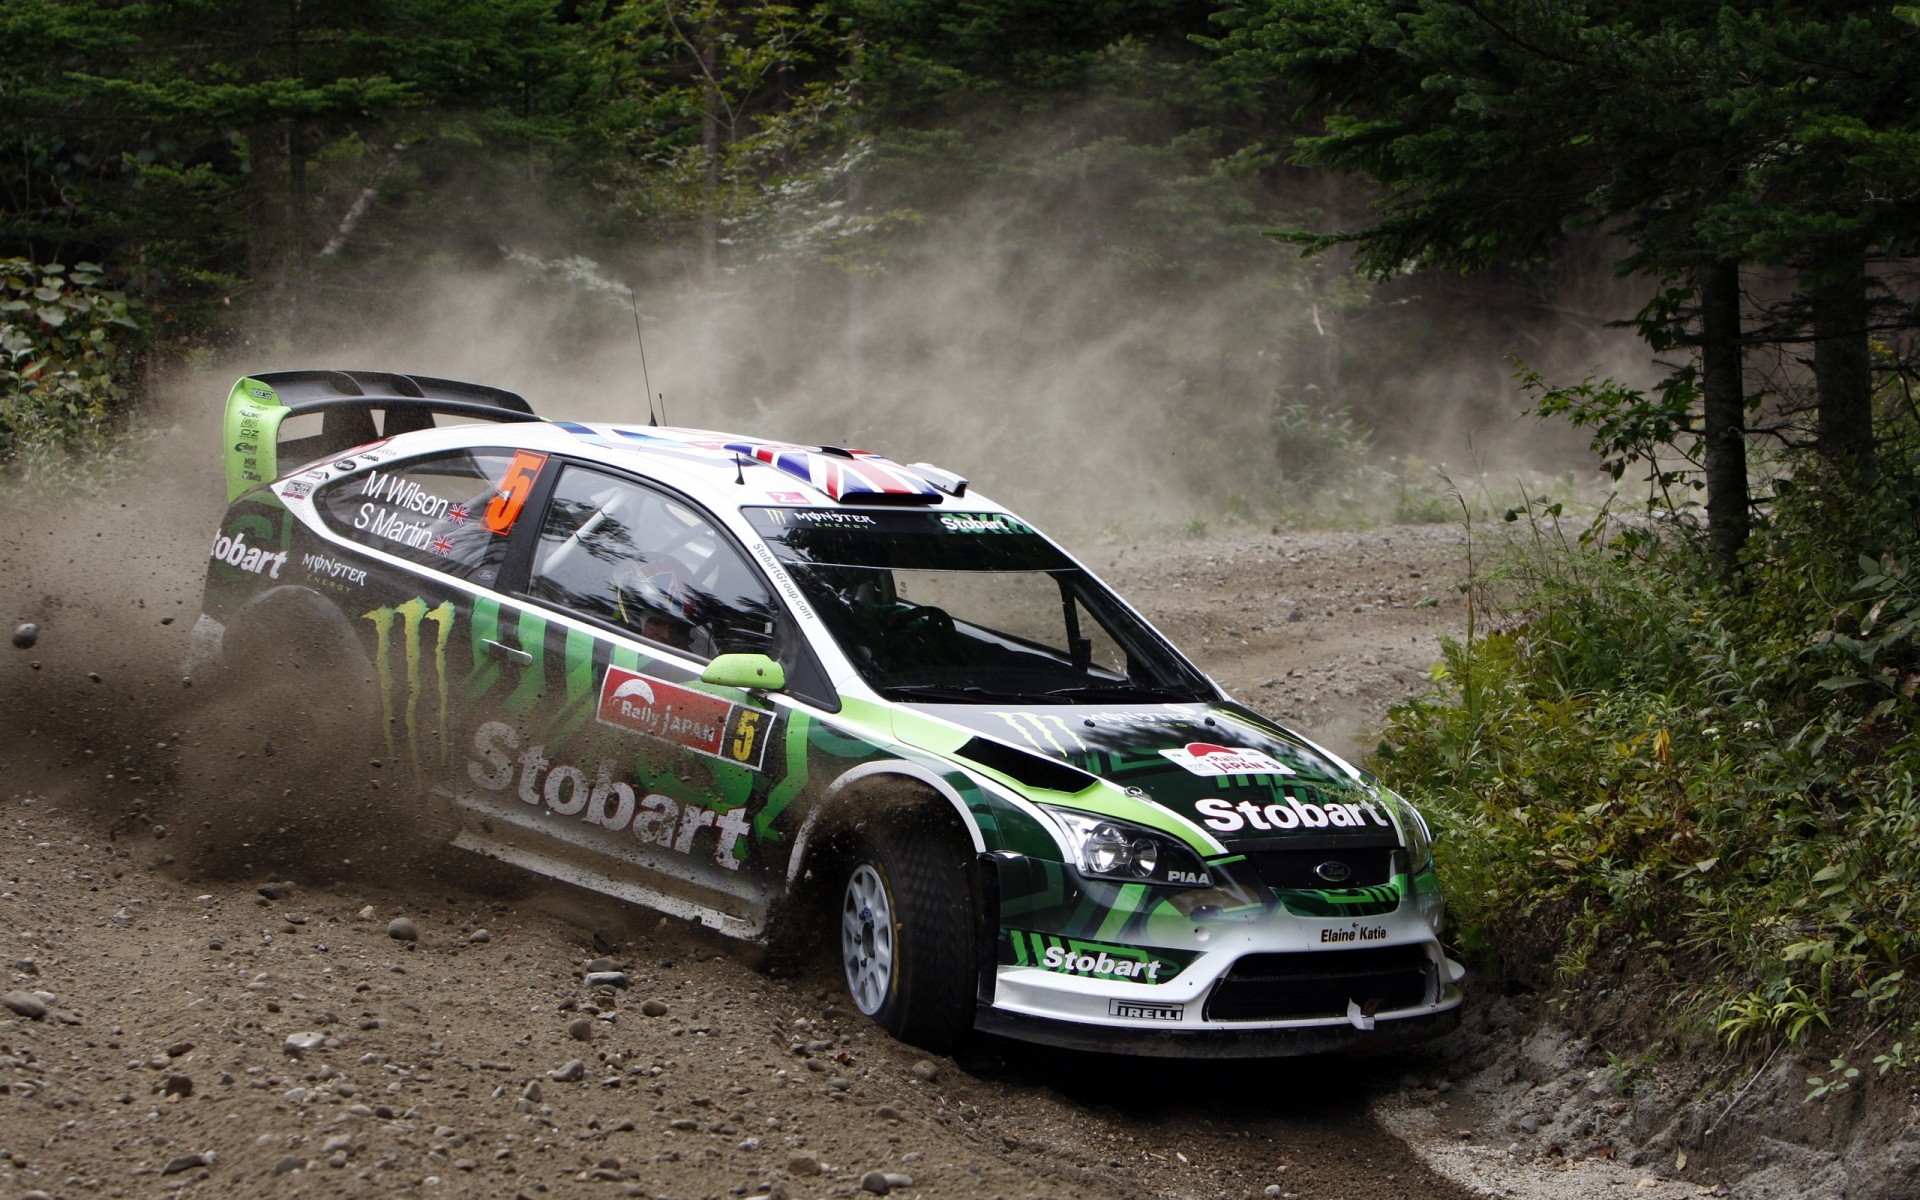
453;464;800;936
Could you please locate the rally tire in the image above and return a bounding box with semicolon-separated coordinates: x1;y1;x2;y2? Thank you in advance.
840;819;976;1053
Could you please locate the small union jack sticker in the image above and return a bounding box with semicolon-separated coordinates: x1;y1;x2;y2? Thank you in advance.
430;534;454;556
447;503;471;524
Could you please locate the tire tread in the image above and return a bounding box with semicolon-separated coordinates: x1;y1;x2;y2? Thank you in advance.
859;815;976;1052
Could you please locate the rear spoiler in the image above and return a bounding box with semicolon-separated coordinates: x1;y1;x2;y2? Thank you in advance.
223;369;541;501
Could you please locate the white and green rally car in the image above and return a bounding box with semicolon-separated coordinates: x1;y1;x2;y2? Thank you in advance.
191;369;1464;1056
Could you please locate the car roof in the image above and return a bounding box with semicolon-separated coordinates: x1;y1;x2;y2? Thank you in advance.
351;417;1005;519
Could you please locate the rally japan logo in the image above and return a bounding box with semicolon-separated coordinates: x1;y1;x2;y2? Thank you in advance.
1158;741;1293;777
595;666;770;770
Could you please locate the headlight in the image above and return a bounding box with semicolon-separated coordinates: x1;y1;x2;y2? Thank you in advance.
1040;806;1211;888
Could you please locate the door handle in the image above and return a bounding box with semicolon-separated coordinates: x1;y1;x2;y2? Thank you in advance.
483;638;533;666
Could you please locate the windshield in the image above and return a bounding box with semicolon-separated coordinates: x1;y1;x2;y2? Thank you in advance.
745;508;1215;704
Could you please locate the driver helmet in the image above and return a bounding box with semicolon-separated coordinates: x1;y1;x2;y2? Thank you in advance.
614;554;701;644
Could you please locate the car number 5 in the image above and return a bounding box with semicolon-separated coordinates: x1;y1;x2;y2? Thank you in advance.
730;709;761;763
485;450;549;534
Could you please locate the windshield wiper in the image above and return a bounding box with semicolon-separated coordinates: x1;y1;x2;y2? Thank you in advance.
879;683;1034;702
1041;683;1194;702
882;681;1198;704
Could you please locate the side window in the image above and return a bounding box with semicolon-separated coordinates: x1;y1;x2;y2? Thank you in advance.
316;449;536;585
529;466;778;661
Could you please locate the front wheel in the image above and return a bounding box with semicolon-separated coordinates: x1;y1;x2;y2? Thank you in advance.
839;821;976;1052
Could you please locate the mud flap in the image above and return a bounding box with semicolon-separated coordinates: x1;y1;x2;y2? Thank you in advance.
975;852;1001;1007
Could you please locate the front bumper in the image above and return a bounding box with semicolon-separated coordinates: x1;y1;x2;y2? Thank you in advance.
975;997;1462;1058
979;851;1465;1056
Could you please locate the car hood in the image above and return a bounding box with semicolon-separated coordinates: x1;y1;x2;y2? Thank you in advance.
906;700;1402;850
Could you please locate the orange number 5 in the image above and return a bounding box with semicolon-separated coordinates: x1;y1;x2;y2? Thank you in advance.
485;450;548;535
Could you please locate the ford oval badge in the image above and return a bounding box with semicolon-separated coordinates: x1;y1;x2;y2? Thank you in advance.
1313;859;1353;884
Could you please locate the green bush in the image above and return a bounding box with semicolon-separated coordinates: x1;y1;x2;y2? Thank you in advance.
0;258;147;472
1373;460;1920;1046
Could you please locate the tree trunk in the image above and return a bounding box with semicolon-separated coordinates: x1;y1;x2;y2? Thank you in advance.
245;122;288;293
1698;259;1749;576
1808;241;1876;478
243;3;295;320
700;15;720;287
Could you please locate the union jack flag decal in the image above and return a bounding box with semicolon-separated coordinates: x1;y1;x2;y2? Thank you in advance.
721;440;941;502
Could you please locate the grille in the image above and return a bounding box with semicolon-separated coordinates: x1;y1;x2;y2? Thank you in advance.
1203;945;1433;1022
1242;844;1398;890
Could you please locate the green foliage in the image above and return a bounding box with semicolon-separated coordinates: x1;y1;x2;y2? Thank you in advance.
1806;1057;1860;1103
1873;1040;1911;1076
1375;424;1920;1047
1209;2;1920;285
1602;1048;1655;1096
1517;363;1699;495
1716;984;1831;1049
0;259;147;470
1;0;585;333
581;0;854;248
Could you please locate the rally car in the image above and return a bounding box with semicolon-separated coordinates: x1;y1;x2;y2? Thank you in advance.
189;368;1464;1056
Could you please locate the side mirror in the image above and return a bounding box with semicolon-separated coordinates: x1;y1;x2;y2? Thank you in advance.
700;653;786;692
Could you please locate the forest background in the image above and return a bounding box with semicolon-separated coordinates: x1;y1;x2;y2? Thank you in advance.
8;0;1920;1089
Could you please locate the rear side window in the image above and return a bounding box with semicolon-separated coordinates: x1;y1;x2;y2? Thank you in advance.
316;449;532;585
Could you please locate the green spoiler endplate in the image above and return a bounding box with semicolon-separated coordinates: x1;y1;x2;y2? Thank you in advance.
224;376;293;502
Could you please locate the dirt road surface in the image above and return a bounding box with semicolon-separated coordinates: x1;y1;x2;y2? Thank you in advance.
2;459;1505;1200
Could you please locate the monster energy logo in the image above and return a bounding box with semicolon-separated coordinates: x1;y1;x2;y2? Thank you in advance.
364;598;456;775
991;711;1087;755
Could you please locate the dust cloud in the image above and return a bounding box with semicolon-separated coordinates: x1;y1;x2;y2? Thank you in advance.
0;160;1657;879
214;181;1656;533
0;409;467;885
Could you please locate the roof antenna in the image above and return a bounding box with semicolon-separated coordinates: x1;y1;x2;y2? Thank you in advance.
628;285;659;426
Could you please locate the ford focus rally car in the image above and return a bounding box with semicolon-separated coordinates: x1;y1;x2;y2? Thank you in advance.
191;369;1464;1056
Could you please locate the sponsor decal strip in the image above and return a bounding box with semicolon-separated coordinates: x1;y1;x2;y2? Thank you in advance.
1006;930;1187;984
467;722;753;870
596;665;772;770
1194;794;1389;833
300;551;367;587
1159;741;1294;778
936;513;1032;534
209;527;288;579
1109;1000;1183;1022
783;509;875;526
746;539;815;621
